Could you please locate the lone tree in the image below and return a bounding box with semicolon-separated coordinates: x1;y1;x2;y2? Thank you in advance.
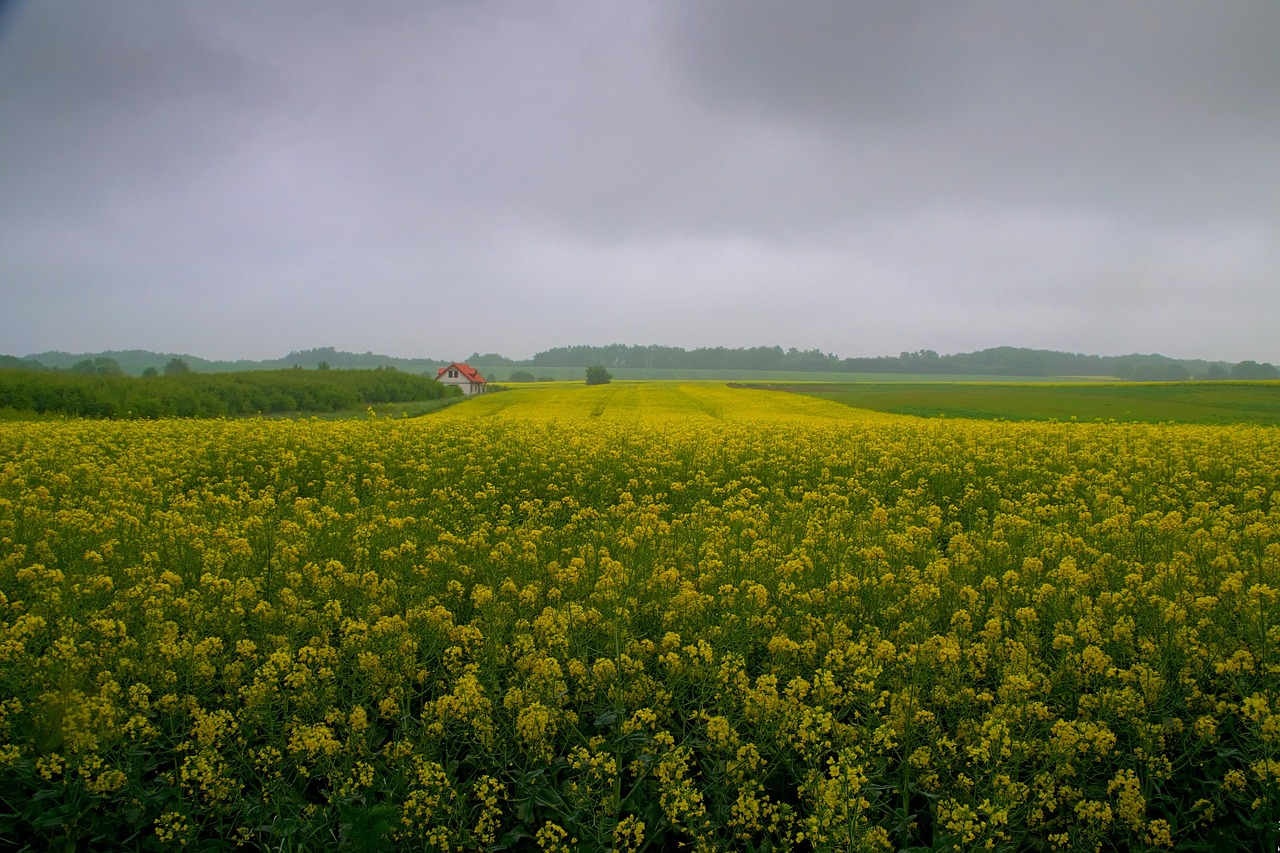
164;358;191;376
585;364;612;385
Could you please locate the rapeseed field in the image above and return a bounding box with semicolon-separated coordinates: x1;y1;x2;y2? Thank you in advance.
0;383;1277;850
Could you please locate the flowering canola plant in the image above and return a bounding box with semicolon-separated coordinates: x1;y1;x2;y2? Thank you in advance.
0;382;1277;851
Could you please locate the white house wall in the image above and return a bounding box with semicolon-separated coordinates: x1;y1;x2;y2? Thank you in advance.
438;370;486;395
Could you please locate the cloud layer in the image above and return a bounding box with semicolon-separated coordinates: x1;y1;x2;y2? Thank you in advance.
1;1;1277;361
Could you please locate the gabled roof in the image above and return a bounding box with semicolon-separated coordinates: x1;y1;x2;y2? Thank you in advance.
437;362;486;383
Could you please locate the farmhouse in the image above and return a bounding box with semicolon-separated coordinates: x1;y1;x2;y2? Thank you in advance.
436;362;488;396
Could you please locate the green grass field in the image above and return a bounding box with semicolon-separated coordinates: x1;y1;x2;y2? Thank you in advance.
489;366;1120;383
260;397;467;420
745;380;1280;424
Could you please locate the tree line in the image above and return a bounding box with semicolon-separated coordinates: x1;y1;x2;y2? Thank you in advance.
469;344;1274;380
10;344;1278;381
0;368;456;419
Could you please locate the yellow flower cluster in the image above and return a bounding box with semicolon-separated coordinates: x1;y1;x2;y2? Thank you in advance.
0;382;1277;849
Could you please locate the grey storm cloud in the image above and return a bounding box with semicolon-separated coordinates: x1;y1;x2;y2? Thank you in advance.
0;0;1277;362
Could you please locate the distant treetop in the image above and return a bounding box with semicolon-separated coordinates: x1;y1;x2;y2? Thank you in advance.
7;345;1273;380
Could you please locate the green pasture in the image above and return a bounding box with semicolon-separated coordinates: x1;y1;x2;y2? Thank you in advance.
262;397;466;420
750;380;1280;424
490;366;1120;382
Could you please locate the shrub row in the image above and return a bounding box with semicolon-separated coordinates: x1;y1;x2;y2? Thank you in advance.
0;368;456;419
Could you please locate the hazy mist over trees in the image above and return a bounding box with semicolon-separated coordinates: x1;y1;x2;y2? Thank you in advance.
6;344;1276;382
468;344;1261;380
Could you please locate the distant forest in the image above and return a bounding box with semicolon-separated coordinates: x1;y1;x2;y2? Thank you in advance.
6;344;1279;382
470;344;1277;382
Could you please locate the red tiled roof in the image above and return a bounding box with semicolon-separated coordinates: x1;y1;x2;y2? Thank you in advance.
436;362;486;383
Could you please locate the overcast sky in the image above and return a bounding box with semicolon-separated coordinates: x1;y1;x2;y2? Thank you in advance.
1;1;1277;363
